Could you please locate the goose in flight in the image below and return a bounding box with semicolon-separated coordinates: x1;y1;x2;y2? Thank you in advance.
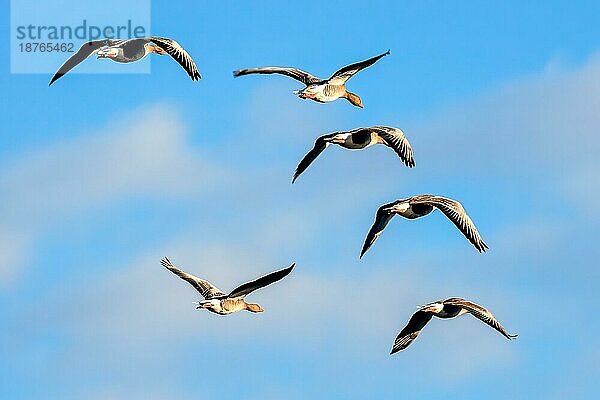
361;194;488;258
161;258;294;315
292;126;414;183
391;297;517;354
49;37;200;85
233;50;390;107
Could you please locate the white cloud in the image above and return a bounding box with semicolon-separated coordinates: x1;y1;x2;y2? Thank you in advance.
412;54;600;181
0;103;218;223
0;229;31;285
0;103;220;285
564;163;600;216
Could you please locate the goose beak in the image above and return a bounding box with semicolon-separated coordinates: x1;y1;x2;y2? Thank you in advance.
418;303;439;313
326;135;345;144
294;90;310;99
197;304;211;310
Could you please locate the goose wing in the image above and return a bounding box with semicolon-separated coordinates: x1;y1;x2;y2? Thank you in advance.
360;201;398;258
328;50;390;85
292;133;337;183
371;126;415;167
228;263;295;299
161;257;225;299
232;67;320;85
391;310;433;354
149;37;201;80
410;195;489;252
444;298;517;339
49;39;114;85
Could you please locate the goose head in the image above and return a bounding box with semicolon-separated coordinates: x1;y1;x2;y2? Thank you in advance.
96;47;119;59
325;133;349;144
383;201;410;214
245;303;265;313
196;300;218;310
294;85;319;99
418;302;444;314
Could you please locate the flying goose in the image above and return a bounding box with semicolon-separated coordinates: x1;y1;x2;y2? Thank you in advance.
391;297;517;354
233;50;390;107
161;258;294;315
361;194;488;258
49;37;200;85
292;126;415;183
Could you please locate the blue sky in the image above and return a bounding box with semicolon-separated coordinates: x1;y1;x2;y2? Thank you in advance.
1;1;599;399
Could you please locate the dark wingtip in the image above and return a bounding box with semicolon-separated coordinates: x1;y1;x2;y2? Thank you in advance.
508;333;518;340
359;248;366;259
291;172;299;184
280;262;295;276
160;257;171;268
385;49;391;56
390;347;399;355
478;241;490;253
232;70;241;78
359;239;372;259
49;72;66;86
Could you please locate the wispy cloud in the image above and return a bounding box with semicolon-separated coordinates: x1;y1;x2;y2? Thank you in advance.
412;53;600;187
0;103;220;285
0;230;31;283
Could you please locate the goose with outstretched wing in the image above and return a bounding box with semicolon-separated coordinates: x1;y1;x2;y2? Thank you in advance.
233;50;390;108
391;297;517;354
49;36;200;85
292;126;414;183
161;258;294;315
361;194;488;258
